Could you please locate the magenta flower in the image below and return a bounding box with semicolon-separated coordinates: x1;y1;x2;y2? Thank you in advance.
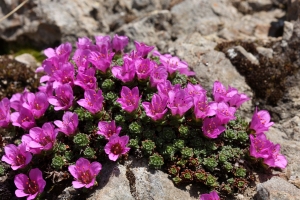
68;157;102;188
48;84;74;111
149;66;168;87
135;58;155;80
264;143;287;169
14;168;46;200
112;34;129;52
44;42;72;63
76;37;93;49
250;108;274;134
112;57;136;83
88;51;114;73
0;97;11;128
104;135;130;161
22;122;58;154
142;94;168;121
1;143;32;170
10;107;36;130
95;35;112;53
186;83;206;98
167;89;194;117
54;111;78;136
22;92;49;119
134;41;154;58
40;57;60;80
226;86;250;108
74;68;97;90
212;81;229;102
249;133;273;159
10;89;29;111
157;80;180;101
72;49;91;72
77;89;104;114
160;54;188;75
194;94;216;119
97;120;122;140
52;62;75;88
213;102;236;124
200;191;220;200
38;81;54;97
117;86;141;113
202;117;226;139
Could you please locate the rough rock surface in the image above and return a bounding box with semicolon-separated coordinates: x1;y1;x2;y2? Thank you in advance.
1;0;300;199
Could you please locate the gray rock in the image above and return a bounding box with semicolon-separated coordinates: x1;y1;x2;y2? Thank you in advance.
282;21;294;41
14;53;38;70
116;10;172;51
88;157;198;200
256;177;300;200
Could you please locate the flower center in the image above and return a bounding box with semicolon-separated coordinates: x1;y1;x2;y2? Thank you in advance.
111;143;123;155
79;170;93;184
39;135;52;146
15;154;26;166
25;180;39;195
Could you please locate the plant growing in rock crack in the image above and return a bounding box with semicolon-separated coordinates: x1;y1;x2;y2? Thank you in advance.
0;34;287;199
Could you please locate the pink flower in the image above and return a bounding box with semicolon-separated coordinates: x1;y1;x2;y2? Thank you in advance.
249;133;273;159
74;68;97;90
14;168;46;200
117;86;141;113
0;97;11;128
104;135;130;161
10;89;29;111
193;94;216;120
200;191;220;200
213;81;228;102
264;143;287;169
185;83;206;98
22;92;49;119
76;37;93;49
135;58;155;80
52;62;75;88
142;94;168;121
213;102;236;124
72;49;91;72
95;35;112;53
160;54;188;75
227;86;250;108
250;108;274;134
68;158;102;188
44;42;72;63
1;143;32;170
22;122;58;154
48;84;74;111
112;34;129;52
112;57;136;83
88;51;114;73
77;89;104;114
54;111;78;136
149;67;168;87
157;80;180;101
10;107;36;130
97;120;121;140
134;41;154;58
167;89;194;117
202;117;226;139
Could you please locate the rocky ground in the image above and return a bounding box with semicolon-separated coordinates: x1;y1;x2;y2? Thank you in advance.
1;0;300;199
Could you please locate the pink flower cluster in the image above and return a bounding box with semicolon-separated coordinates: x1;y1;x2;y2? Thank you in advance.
139;80;249;139
249;108;287;169
111;42;195;84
